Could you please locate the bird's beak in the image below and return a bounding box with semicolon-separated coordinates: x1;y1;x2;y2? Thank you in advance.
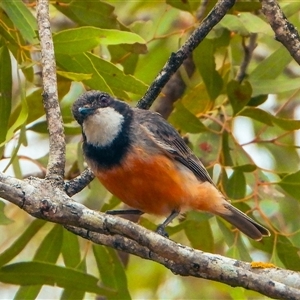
78;107;95;117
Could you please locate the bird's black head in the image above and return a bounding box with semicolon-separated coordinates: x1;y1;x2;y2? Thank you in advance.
72;91;117;125
72;90;134;168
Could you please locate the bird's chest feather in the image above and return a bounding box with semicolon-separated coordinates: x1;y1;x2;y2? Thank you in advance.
92;147;197;215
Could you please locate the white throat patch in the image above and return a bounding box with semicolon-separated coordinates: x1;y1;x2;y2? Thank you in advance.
82;107;124;147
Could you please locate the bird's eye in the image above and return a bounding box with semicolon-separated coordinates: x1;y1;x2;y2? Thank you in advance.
98;94;110;107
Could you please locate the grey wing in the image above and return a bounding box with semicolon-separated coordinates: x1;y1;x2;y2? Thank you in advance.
134;109;214;185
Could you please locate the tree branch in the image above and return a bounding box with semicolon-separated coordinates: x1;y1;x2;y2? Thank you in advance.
137;0;236;110
64;168;95;197
0;171;299;299
37;0;65;184
260;0;300;65
236;34;258;82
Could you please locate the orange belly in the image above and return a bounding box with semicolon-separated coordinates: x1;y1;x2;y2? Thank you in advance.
92;147;227;216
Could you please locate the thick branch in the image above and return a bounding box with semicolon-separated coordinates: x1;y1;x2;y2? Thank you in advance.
260;0;300;65
137;0;235;110
37;0;65;183
0;171;299;299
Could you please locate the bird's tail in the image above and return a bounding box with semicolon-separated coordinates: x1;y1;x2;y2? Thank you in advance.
218;203;270;241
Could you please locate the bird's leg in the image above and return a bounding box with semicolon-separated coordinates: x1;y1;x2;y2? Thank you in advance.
106;209;144;216
156;209;180;238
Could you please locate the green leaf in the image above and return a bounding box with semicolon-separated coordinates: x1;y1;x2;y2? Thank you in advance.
247;95;268;107
166;0;192;12
278;171;300;199
238;107;273;126
0;262;113;295
221;131;233;166
168;102;207;133
219;13;268;35
276;236;300;271
61;230;86;300
34;225;63;262
225;170;246;199
86;52;147;97
237;13;269;34
0;45;12;144
14;225;63;299
53;27;145;55
56;71;92;81
0;200;13;225
232;164;257;172
238;107;300;130
282;2;300;17
62;229;82;269
93;245;131;300
9;89;43;131
217;218;235;246
0;0;38;44
227;80;252;115
249;46;292;81
194;39;223;100
0;219;46;268
181;83;213;114
236;238;252;262
250;78;300;96
1;97;28;147
184;220;214;252
272;117;300;131
53;0;120;29
56;53;148;99
219;15;249;36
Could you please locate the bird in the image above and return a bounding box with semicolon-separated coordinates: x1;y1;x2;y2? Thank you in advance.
72;90;270;241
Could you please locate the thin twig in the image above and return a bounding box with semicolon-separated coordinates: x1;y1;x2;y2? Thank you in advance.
36;0;65;184
64;168;95;197
236;34;258;82
137;0;236;110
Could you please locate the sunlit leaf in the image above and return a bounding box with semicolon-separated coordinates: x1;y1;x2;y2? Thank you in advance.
0;45;12;144
0;0;38;44
53;27;145;55
250;78;300;96
219;15;249;36
57;71;92;81
53;0;120;29
56;52;148;99
249;46;292;81
237;13;269;34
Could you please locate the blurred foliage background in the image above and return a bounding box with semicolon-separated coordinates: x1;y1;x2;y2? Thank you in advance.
0;0;300;299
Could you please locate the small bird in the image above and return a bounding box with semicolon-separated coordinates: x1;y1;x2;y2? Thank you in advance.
72;90;270;241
